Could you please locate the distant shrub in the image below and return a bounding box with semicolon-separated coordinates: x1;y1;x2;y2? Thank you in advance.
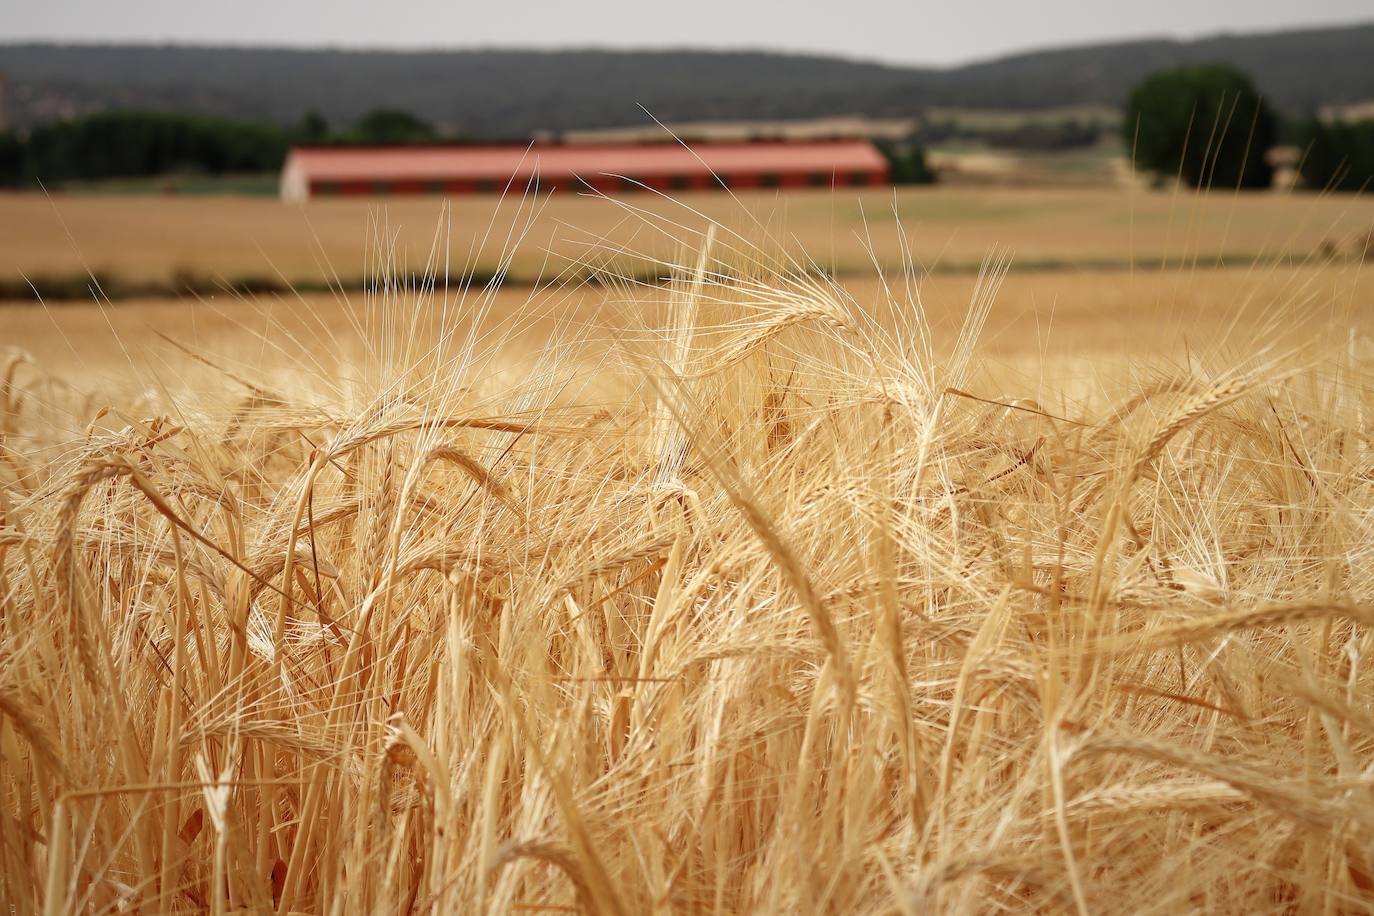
875;140;936;185
1125;64;1276;189
1296;118;1374;192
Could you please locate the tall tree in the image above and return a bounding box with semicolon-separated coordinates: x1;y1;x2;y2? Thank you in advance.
1125;64;1276;189
1296;118;1374;192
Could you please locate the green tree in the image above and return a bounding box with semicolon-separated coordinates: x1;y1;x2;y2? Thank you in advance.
349;109;436;144
0;132;22;186
298;110;331;143
1296;118;1374;192
1125;64;1276;189
875;139;936;185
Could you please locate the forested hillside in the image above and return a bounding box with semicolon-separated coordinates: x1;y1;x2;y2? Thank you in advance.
1;21;1370;135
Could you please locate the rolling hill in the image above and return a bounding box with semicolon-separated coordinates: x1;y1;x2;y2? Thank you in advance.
1;21;1370;136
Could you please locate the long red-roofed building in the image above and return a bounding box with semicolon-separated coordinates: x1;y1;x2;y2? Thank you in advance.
279;140;889;200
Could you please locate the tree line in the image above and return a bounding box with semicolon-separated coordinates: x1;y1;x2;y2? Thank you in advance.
0;108;439;188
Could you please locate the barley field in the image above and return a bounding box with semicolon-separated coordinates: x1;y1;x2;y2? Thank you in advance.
3;188;1374;912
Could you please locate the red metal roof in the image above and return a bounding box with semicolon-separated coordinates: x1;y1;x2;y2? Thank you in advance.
284;140;887;184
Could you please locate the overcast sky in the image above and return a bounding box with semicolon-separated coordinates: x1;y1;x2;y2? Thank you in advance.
6;1;1371;66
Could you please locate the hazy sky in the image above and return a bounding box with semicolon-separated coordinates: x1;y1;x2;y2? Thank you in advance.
6;1;1371;66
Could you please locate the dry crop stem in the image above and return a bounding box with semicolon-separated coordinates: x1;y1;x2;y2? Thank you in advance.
2;217;1374;914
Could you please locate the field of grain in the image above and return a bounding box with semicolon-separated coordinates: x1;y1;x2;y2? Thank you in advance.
3;188;1374;912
